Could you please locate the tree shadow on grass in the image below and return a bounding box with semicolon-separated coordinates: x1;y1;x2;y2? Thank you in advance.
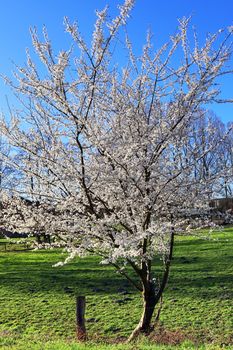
168;273;233;299
166;253;233;299
0;250;137;296
1;238;232;300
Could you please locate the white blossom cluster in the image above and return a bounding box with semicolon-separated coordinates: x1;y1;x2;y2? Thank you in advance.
0;0;232;290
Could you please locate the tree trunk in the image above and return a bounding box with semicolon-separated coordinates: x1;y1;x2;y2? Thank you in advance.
128;281;157;342
128;230;175;342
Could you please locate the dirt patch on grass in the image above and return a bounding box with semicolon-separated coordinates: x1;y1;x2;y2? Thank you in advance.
149;325;194;345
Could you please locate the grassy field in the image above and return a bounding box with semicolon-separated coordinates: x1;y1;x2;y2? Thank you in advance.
0;227;232;349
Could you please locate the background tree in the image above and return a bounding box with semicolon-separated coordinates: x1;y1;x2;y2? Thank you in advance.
187;111;232;198
219;122;233;198
1;0;233;340
0;133;18;196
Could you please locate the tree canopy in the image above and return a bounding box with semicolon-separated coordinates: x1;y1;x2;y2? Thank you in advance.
0;0;232;339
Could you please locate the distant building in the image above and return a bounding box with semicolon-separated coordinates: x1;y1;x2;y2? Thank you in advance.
209;197;233;212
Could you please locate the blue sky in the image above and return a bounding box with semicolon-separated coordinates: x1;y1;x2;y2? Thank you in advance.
0;0;232;123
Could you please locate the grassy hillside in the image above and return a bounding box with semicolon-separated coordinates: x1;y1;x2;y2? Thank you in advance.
0;227;232;349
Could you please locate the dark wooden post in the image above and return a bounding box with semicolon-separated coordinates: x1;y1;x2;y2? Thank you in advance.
76;296;87;341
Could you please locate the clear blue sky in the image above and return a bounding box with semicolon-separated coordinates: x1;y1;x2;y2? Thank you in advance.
0;0;232;123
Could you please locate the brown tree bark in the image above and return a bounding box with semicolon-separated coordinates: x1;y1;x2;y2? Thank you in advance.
128;280;157;342
76;296;87;341
128;230;174;342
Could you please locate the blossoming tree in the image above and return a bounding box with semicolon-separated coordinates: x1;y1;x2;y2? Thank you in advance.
1;0;233;340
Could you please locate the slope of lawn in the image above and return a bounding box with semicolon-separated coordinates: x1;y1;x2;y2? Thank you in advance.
0;227;232;349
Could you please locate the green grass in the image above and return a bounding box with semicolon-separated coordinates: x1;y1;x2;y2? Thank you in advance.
1;340;233;350
0;227;232;349
0;340;232;350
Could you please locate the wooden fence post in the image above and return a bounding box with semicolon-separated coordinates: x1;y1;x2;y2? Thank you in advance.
76;296;87;341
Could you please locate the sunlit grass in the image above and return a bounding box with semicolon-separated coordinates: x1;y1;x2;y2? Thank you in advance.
0;227;232;349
